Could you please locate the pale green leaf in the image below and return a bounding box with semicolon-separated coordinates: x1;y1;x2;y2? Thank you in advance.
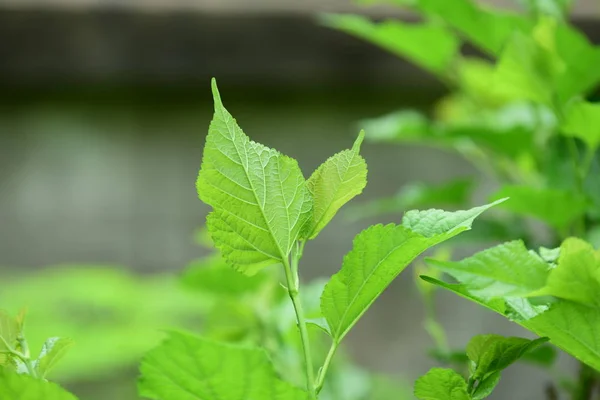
0;370;77;400
321;201;501;343
491;185;588;230
414;368;469;400
426;240;549;299
490;31;557;105
321;14;459;75
0;310;20;353
139;331;308;400
554;24;600;102
467;334;549;379
419;0;532;56
303;131;367;239
360;110;430;143
197;79;312;275
34;337;74;379
561;100;600;151
536;238;600;307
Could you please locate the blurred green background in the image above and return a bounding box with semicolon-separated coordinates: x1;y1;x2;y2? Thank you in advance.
0;1;598;399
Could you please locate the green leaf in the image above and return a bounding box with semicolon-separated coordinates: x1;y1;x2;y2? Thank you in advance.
360;110;430;143
554;24;600;102
34;337;74;379
466;334;549;379
471;371;501;400
345;179;473;221
419;0;532;56
0;369;77;400
181;255;268;296
139;331;308;400
513;0;572;18
426;240;549;299
0;310;20;353
536;238;600;307
490;31;558;105
414;368;469;400
197;79;312;275
321;200;502;343
321;14;459;75
303;131;367;239
491;185;588;230
561;100;600;151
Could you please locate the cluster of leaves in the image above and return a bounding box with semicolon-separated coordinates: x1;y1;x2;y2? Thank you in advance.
134;79;504;400
324;0;600;397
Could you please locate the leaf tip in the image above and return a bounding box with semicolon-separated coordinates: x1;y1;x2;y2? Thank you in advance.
353;129;366;151
211;77;223;108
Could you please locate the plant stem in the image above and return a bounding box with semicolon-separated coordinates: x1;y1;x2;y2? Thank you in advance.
282;248;316;399
573;363;597;400
315;341;339;394
16;335;37;378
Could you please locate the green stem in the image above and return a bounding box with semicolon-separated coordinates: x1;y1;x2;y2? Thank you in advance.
572;363;597;400
315;341;339;394
283;248;316;399
17;335;37;378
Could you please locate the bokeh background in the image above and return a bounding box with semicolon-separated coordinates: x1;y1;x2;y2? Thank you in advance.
0;0;599;399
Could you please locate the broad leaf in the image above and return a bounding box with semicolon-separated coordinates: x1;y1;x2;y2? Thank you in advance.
536;238;600;307
561;100;600;151
414;368;469;400
419;0;532;56
34;337;74;379
466;334;549;379
321;200;502;343
520;344;558;367
321;14;459;75
491;31;558;105
303;131;367;239
0;370;77;400
491;185;587;230
426;240;549;299
554;24;600;102
139;331;308;400
197;79;312;275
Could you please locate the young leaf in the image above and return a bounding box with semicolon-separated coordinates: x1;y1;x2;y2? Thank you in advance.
471;371;501;400
321;14;459;76
426;240;549;299
139;331;308;400
491;185;588;230
34;337;74;379
466;334;549;380
0;310;20;353
0;369;77;400
321;200;502;344
561;100;600;151
303;131;367;239
414;368;469;400
197;79;312;275
535;238;600;307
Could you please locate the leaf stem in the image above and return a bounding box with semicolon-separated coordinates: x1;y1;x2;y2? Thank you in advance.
283;247;317;399
17;335;37;378
315;341;338;394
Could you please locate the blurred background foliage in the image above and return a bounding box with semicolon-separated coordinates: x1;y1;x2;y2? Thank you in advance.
0;0;599;399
